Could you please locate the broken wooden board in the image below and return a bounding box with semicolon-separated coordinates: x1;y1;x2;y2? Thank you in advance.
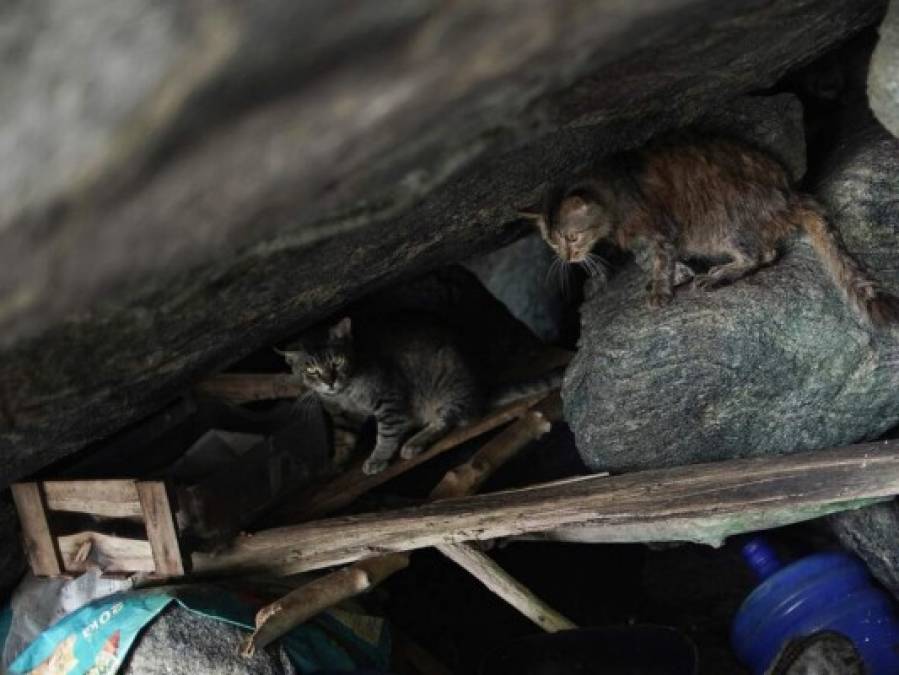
53;439;899;577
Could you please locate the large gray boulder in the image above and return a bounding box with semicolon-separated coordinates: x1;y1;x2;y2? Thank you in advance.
0;1;886;485
564;119;899;473
466;234;568;344
870;0;899;137
829;500;899;599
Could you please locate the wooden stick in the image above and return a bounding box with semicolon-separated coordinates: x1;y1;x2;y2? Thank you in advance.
195;348;572;406
273;391;553;522
242;394;563;655
242;554;410;656
437;542;575;631
195;440;899;577
194;373;305;403
429;399;558;500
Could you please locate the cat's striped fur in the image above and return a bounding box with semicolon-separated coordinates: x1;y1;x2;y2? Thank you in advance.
280;312;559;474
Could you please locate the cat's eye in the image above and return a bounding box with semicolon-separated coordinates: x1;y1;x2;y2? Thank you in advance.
305;365;317;374
564;232;578;242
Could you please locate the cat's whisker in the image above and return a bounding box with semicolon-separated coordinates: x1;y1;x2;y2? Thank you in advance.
588;252;609;273
292;391;321;421
545;257;561;286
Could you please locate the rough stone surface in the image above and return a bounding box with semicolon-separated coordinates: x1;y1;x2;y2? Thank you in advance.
829;500;899;599
870;0;899;137
564;119;899;473
697;93;807;182
0;2;887;484
466;234;567;344
122;604;295;675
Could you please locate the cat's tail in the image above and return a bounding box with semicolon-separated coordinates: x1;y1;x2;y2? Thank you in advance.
795;199;899;326
487;367;564;409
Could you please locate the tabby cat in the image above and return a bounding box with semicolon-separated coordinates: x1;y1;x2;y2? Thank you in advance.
279;313;557;475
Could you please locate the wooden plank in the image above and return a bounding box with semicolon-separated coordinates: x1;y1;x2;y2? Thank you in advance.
11;482;62;576
137;481;185;576
194;373;305;403
58;531;155;574
56;442;899;579
42;480;142;517
193;441;899;577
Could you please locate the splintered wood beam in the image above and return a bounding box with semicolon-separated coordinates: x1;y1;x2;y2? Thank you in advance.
57;531;155;574
273;391;556;522
194;373;305;403
241;554;411;656
200;440;899;577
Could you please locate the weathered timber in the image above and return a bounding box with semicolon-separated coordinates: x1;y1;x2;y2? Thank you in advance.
10;483;62;576
194;374;305;404
56;440;899;577
136;481;186;576
242;554;410;657
199;441;899;576
57;531;155;574
42;480;142;518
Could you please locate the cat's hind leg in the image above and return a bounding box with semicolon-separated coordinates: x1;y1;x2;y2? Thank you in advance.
400;418;451;460
694;246;776;290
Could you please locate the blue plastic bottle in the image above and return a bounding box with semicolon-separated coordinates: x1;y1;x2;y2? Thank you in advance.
731;536;899;674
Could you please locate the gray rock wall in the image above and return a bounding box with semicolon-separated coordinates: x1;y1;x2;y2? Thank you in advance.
870;0;899;137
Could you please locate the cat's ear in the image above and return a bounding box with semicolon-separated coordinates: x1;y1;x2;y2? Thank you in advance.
273;347;304;366
330;317;352;341
564;194;589;214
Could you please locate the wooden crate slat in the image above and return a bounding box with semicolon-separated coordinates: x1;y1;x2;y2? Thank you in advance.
58;532;155;574
136;481;185;576
11;483;62;577
42;479;142;517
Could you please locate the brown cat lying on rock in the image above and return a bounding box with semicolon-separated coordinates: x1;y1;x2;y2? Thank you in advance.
521;133;899;325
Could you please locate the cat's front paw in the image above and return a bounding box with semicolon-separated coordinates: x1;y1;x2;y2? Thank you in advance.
362;457;389;475
647;288;673;308
673;261;695;287
400;443;424;460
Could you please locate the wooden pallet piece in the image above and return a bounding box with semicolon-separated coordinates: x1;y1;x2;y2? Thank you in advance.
11;482;63;577
136;481;186;576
